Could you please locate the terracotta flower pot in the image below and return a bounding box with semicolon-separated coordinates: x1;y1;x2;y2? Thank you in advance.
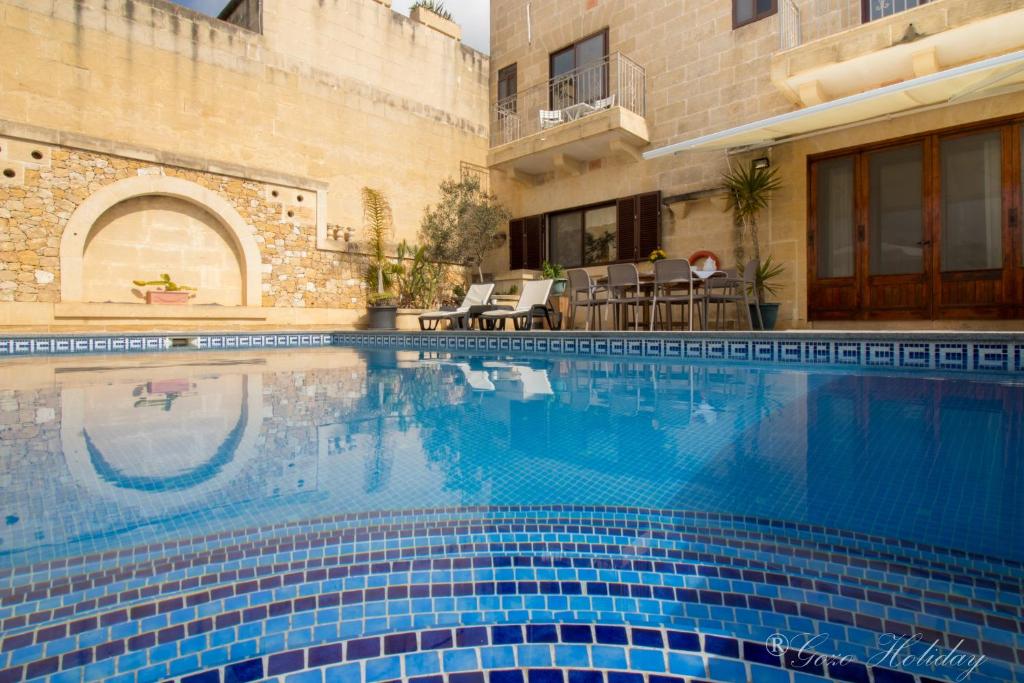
145;290;191;305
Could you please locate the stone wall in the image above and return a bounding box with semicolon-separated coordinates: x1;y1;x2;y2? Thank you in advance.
0;0;489;330
0;141;371;310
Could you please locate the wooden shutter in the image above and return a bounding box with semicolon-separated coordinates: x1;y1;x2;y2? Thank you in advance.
616;197;637;261
508;218;524;270
615;193;661;261
524;215;544;270
636;191;662;259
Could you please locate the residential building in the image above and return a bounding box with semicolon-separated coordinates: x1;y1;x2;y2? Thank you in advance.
486;0;1024;328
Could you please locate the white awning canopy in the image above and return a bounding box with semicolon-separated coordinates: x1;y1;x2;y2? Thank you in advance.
643;49;1024;159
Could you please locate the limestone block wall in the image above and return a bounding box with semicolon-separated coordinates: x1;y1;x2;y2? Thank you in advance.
0;0;489;241
487;0;797;318
0;0;490;329
486;0;1024;329
0;139;370;310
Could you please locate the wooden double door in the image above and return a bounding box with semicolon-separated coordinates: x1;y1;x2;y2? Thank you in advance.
809;120;1023;320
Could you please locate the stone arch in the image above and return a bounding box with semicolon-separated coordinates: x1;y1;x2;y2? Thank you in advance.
60;175;262;307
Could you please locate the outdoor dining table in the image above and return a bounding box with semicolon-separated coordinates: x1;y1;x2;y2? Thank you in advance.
593;267;731;330
562;102;596;121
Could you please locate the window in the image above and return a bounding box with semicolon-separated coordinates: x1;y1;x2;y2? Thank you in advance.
733;0;777;28
547;205;618;268
940;130;1003;272
814;156;855;279
497;64;517;112
862;0;927;23
869;144;924;275
509;193;659;270
549;30;608;109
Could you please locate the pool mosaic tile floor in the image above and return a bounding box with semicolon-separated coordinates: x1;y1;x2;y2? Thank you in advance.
0;347;1021;682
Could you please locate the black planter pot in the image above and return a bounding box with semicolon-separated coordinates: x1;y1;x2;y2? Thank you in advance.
366;304;398;330
749;303;780;331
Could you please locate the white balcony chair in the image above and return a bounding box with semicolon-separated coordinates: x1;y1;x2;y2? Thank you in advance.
592;95;616;110
539;109;564;129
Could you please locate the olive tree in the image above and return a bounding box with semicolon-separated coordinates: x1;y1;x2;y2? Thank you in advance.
419;176;510;283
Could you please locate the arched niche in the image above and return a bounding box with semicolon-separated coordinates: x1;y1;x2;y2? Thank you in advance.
60;175;262;307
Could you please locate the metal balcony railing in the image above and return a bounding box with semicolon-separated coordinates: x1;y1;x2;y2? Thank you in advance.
490;52;646;147
780;0;933;49
864;0;928;22
780;0;801;50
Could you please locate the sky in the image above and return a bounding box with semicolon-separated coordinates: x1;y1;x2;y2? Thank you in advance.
173;0;490;53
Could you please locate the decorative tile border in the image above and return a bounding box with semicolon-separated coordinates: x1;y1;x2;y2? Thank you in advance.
1;331;1022;375
0;333;334;357
329;332;1024;375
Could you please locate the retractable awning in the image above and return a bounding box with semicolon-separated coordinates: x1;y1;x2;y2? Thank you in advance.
643;49;1024;159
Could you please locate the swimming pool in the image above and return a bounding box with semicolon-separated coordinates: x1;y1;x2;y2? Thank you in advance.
0;343;1021;683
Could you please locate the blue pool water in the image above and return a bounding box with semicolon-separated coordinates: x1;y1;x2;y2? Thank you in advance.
0;346;1021;683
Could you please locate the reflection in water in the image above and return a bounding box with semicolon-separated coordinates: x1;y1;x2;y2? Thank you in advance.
0;348;1021;565
84;379;248;492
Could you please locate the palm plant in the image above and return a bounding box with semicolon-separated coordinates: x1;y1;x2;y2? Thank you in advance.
362;187;399;305
722;164;782;304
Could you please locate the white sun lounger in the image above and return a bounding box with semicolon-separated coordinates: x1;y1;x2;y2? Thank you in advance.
418;283;495;330
478;280;554;330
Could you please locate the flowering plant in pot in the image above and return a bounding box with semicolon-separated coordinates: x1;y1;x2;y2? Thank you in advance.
132;274;196;304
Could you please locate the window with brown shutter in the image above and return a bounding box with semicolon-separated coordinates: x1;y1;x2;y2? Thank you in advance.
616;196;637;261
510;192;660;269
508;218;525;270
616;192;661;262
636;192;661;260
524;215;545;270
508;216;545;270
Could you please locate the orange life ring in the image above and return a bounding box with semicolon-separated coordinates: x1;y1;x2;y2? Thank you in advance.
688;250;721;268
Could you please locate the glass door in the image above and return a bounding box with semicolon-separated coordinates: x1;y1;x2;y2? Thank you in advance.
863;143;930;318
808;155;858;318
934;128;1011;317
808;119;1022;321
549;31;608;110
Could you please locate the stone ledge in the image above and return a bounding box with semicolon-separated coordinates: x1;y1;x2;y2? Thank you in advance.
410;6;462;41
54;302;268;321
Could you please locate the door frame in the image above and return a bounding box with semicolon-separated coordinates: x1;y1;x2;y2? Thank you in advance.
808;114;1024;321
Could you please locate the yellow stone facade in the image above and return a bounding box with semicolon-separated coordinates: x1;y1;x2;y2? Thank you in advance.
0;0;489;330
486;0;1024;329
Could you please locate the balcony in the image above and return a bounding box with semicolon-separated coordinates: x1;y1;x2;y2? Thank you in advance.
773;0;1024;106
487;53;649;181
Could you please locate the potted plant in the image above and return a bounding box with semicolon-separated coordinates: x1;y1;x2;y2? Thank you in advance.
648;247;667;263
362;187;400;330
132;274;196;304
745;256;785;330
722;163;783;330
541;261;567;295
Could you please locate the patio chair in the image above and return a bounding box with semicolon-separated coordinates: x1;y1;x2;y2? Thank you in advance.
418;283;494;330
591;95;616;110
703;259;762;330
566;268;607;330
539;109;564;129
650;258;698;331
605;263;650;331
478;279;554;330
